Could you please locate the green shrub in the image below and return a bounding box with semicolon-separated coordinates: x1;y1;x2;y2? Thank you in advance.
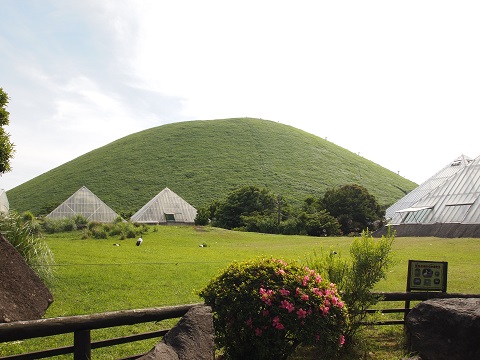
126;229;136;238
88;221;100;231
200;258;347;360
194;207;210;226
62;218;76;232
306;229;395;345
298;210;342;237
278;218;300;235
242;214;280;234
42;217;71;234
21;211;35;222
0;211;55;283
73;214;88;229
88;224;108;239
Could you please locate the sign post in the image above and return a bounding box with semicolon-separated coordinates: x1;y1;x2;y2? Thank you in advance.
405;260;448;319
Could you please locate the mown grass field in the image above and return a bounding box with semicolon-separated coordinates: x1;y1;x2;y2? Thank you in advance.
2;226;479;359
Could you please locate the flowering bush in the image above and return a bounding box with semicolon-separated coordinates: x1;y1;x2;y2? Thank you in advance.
199;258;348;360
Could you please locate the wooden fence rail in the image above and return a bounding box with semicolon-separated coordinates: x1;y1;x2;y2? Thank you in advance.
0;303;201;360
362;292;480;326
1;293;480;359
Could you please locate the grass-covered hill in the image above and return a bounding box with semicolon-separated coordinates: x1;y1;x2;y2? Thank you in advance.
7;118;417;216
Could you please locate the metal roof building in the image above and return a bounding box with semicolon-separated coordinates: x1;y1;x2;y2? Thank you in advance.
130;187;197;224
380;155;480;237
46;186;120;223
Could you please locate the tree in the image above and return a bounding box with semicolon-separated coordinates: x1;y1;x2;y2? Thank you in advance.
321;184;384;235
0;88;15;174
212;185;278;230
295;197;342;236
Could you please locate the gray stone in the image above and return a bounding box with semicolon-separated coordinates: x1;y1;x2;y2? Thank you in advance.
139;305;214;360
405;298;480;360
0;232;53;323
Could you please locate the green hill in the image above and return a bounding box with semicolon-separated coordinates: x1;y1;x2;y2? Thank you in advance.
6;118;417;216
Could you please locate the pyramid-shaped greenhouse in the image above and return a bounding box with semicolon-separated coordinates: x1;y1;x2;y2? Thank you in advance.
46;186;119;223
0;189;9;213
385;155;473;222
380;154;480;237
130;187;197;224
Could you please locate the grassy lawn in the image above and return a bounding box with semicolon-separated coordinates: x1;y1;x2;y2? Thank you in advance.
1;226;479;359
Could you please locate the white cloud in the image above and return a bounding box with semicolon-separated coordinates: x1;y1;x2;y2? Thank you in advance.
1;0;480;190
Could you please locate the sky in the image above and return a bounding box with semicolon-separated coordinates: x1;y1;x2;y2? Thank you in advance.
1;1;479;191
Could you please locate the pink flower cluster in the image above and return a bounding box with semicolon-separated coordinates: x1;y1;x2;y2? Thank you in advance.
252;265;345;339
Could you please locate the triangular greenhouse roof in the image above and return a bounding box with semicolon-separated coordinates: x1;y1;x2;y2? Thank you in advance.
130;187;197;224
386;155;473;222
46;186;119;223
380;154;480;237
0;189;9;213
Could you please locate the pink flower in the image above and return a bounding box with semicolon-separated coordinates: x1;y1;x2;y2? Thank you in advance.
276;269;286;276
296;308;307;319
337;301;344;308
262;309;269;317
339;334;345;345
280;299;295;313
246;317;253;328
272;316;285;330
312;287;323;296
255;328;263;336
302;275;310;286
315;334;321;342
320;306;330;316
301;294;309;301
279;288;290;296
259;287;274;306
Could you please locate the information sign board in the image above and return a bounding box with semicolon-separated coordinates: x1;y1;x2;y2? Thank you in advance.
407;260;448;292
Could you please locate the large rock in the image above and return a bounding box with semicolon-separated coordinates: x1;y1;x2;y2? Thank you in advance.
139;305;214;360
0;232;54;323
405;298;480;360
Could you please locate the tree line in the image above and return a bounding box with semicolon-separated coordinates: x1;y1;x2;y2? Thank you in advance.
194;184;386;236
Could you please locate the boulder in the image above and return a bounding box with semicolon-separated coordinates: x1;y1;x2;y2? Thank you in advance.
139;305;214;360
0;232;54;323
405;298;480;360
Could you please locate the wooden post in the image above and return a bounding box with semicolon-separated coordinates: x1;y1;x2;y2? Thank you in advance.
74;329;91;360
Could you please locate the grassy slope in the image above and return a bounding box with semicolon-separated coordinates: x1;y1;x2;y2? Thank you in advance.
7;118;417;215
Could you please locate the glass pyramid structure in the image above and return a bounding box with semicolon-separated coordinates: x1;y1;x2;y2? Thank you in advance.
0;189;9;213
382;154;480;237
46;186;119;223
131;187;197;224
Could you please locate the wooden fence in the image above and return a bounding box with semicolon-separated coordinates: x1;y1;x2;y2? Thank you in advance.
362;291;480;326
1;293;479;359
0;304;201;360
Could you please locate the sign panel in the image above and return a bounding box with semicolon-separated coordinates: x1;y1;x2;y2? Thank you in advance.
407;260;448;291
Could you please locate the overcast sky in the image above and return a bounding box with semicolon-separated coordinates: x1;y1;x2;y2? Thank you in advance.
1;1;479;191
